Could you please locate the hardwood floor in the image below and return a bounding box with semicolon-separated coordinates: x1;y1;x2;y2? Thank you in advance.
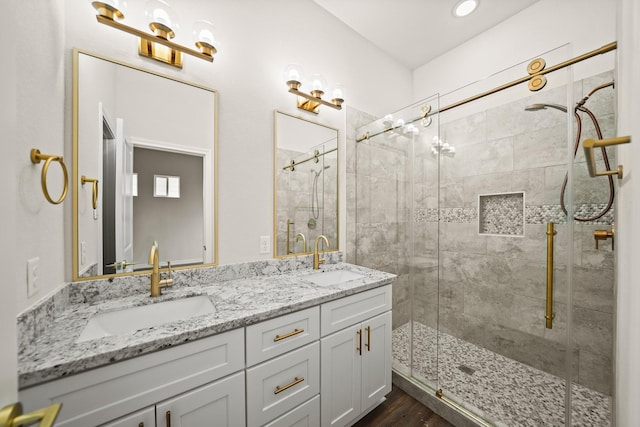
352;386;455;427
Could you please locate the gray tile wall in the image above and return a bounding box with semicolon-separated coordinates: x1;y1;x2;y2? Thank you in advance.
348;70;615;395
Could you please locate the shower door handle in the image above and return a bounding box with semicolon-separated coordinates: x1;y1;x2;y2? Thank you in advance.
545;222;556;329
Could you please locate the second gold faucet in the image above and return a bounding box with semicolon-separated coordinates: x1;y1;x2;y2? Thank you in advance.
149;241;173;297
313;235;329;270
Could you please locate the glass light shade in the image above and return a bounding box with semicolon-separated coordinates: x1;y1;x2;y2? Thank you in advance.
193;20;217;47
144;0;178;30
309;74;327;92
454;0;478;17
283;64;304;84
331;84;345;100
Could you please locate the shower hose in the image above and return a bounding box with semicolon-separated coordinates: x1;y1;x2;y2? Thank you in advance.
561;81;615;222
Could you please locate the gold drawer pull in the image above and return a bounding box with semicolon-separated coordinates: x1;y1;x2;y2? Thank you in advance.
274;377;304;394
357;329;362;355
274;328;304;342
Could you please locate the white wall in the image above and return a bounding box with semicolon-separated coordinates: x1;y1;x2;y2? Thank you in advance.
615;0;640;424
15;0;68;318
10;0;412;314
1;0;18;406
413;0;616;102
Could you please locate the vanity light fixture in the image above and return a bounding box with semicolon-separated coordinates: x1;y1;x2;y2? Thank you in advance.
284;64;344;114
90;0;217;68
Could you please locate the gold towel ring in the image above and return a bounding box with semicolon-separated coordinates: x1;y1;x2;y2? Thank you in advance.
81;176;99;209
30;149;69;205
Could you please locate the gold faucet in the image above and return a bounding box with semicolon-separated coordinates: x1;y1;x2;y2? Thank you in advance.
149;241;173;297
313;235;329;270
295;232;307;253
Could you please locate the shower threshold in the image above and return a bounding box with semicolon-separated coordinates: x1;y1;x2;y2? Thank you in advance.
392;322;611;426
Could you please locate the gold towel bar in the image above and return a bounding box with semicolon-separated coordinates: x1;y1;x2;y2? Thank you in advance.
30;149;69;205
583;136;631;179
81;175;99;210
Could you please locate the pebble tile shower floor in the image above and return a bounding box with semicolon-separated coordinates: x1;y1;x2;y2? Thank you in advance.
392;322;611;426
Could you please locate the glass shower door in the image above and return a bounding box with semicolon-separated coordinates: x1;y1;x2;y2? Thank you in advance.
352;43;615;426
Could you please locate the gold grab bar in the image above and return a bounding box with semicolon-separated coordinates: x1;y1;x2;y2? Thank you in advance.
545;222;557;329
583;136;631;179
81;175;99;210
0;402;62;427
274;377;304;394
30;149;69;205
274;328;304;342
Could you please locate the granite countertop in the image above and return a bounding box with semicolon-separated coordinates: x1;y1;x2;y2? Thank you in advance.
18;262;395;389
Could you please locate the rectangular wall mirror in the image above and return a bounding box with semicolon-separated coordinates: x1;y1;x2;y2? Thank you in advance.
73;49;218;280
274;111;339;257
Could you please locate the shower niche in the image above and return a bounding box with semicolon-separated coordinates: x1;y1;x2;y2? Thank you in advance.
478;192;525;236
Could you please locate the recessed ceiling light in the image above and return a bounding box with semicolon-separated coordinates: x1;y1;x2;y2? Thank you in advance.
454;0;478;17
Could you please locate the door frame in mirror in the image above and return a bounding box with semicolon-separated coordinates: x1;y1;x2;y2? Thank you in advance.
72;48;218;281
273;110;340;258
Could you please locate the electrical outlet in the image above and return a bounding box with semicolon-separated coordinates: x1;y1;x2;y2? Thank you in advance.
27;257;40;298
80;241;87;265
259;236;271;254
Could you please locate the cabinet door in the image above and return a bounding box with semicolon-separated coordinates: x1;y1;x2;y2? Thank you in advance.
100;407;155;427
320;324;362;427
361;311;392;411
156;371;245;427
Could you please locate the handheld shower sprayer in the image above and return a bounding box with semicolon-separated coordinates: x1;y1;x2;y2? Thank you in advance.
524;82;615;222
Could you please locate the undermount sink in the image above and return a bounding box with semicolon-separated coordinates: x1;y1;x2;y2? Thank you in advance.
76;295;215;343
305;269;365;286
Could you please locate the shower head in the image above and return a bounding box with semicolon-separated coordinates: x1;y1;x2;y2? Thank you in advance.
524;103;568;113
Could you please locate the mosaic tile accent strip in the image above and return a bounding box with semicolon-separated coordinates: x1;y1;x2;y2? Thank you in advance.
479;193;524;236
439;207;478;223
526;204;614;225
414;208;439;223
392;322;611;426
525;204;567;224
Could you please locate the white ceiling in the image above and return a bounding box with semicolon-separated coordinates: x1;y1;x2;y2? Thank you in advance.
313;0;541;70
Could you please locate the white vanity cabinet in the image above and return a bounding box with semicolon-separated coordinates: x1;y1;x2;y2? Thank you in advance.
19;328;245;427
19;281;393;427
320;285;392;427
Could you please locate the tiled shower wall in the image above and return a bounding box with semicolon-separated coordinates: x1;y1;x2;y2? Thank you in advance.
276;147;338;256
348;71;615;395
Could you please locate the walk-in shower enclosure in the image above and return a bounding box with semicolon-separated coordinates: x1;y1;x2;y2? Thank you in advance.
348;44;615;426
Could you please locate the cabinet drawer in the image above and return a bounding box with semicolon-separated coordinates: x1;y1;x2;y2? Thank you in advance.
320;285;391;336
264;395;320;427
20;328;245;427
246;342;320;427
246;306;319;366
100;406;155;427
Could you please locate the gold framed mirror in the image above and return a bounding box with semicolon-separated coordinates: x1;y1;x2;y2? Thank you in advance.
274;110;339;257
72;49;218;280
